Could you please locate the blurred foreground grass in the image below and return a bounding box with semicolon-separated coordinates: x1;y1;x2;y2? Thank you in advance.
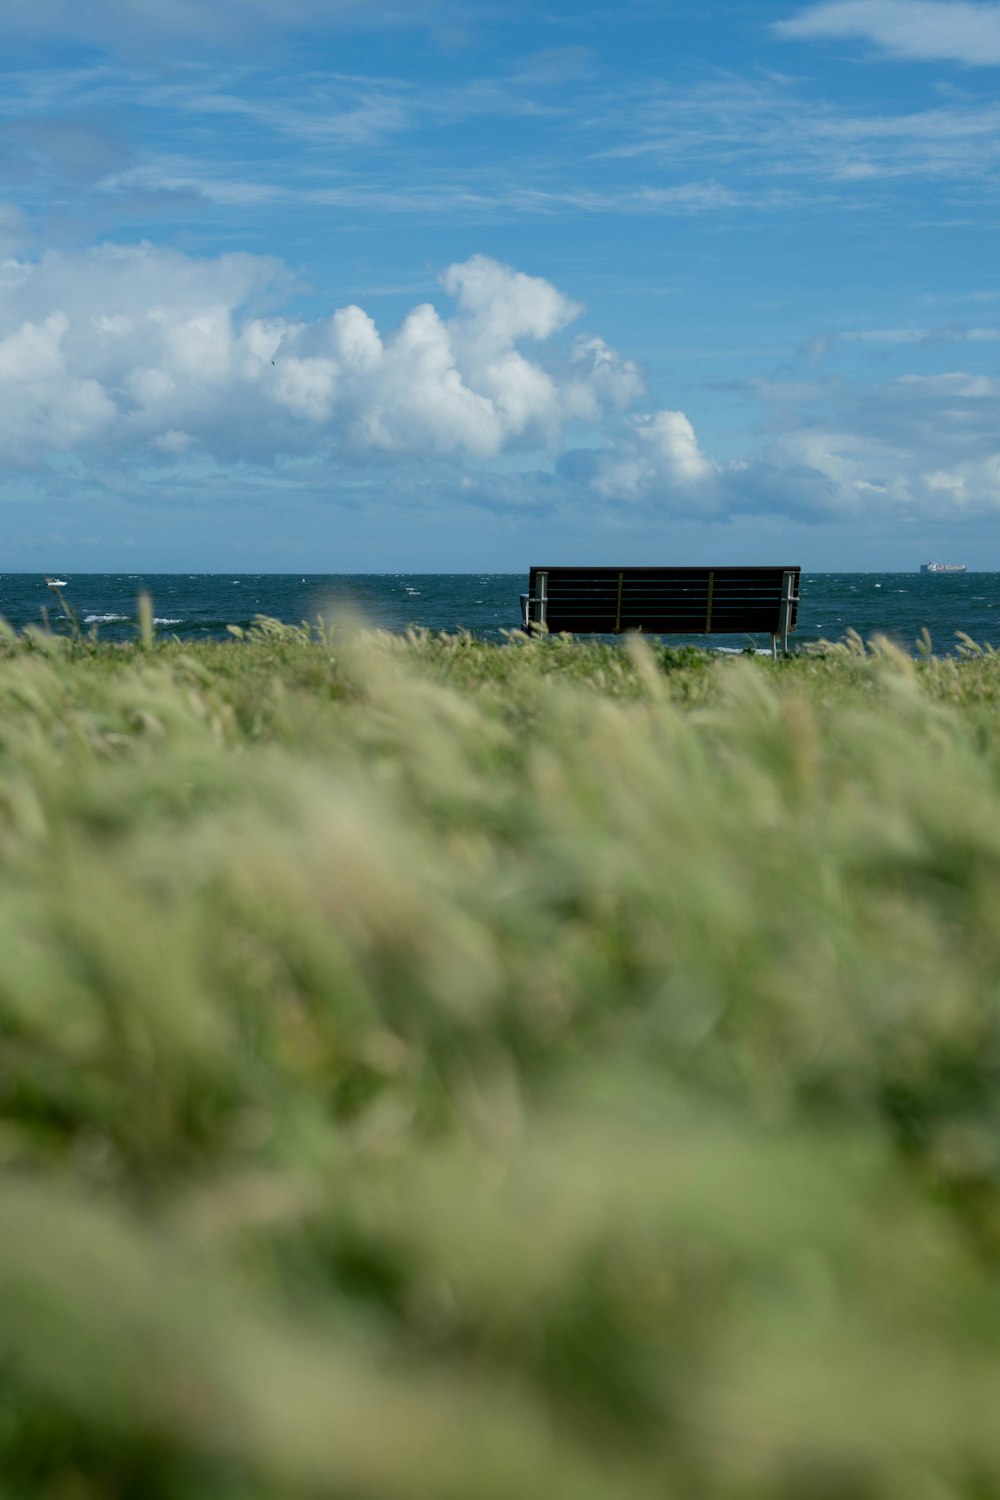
3;620;1000;1496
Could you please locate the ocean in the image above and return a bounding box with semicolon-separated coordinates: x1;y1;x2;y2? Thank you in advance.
2;572;997;656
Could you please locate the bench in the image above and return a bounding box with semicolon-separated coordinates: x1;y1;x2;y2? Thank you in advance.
520;566;801;657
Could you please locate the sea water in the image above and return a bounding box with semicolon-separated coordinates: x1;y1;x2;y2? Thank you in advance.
1;572;997;657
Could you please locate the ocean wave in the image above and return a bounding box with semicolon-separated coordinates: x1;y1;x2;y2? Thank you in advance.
84;612;183;626
712;645;773;657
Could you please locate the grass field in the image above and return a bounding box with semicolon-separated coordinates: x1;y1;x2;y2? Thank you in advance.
3;617;1000;1498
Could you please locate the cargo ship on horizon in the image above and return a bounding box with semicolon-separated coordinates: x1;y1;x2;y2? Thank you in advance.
920;563;966;574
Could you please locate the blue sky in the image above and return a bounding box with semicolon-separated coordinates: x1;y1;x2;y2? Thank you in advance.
2;0;1000;571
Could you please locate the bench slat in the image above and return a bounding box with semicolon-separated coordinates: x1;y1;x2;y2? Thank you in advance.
545;615;789;633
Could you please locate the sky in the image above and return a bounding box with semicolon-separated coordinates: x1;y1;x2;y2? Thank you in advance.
2;0;1000;572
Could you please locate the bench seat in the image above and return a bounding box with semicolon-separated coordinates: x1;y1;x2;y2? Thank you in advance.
521;566;800;656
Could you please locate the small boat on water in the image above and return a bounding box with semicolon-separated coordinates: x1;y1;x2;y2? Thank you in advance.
920;563;966;574
45;577;68;587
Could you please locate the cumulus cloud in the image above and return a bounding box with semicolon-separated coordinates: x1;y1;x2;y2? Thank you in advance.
0;245;641;469
777;1;1000;66
744;374;1000;519
559;356;1000;524
2;238;999;530
561;410;717;506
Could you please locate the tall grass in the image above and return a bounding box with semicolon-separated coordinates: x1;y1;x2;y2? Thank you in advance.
2;621;1000;1496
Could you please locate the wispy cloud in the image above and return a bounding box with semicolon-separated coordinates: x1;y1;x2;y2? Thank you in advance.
19;61;991;241
0;0;467;54
824;322;1000;346
776;1;1000;66
503;181;812;214
7;24;1000;257
598;73;1000;185
100;161;287;208
168;86;418;148
96;159;804;221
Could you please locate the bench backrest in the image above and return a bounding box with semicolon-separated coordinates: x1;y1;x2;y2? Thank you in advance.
524;566;800;638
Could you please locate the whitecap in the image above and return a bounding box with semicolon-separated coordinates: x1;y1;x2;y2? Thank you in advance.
712;645;772;656
84;613;127;623
154;617;182;625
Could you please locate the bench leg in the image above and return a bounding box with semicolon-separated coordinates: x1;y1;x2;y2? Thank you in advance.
771;633;777;660
778;570;797;659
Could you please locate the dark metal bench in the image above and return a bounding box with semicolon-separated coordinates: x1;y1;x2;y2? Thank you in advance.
520;566;801;657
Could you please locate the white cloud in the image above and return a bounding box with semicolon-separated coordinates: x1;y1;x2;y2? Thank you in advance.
557;351;1000;524
442;255;581;348
586;411;716;499
601;74;1000;187
559;409;719;513
756;361;1000;519
7;51;996;240
745;370;1000;520
563;337;645;423
802;325;1000;361
0;245;641;469
3;238;999;531
0;310;117;462
777;1;1000;65
897;370;1000;393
